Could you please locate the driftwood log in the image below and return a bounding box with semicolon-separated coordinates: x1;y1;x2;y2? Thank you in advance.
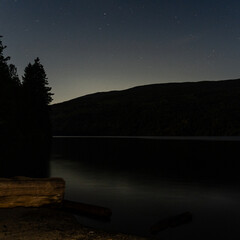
0;176;65;208
0;177;112;220
150;212;192;234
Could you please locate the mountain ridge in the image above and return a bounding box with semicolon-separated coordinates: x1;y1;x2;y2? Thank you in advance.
51;79;240;136
52;78;238;104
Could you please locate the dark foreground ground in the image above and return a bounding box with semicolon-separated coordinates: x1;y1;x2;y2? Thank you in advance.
0;207;148;240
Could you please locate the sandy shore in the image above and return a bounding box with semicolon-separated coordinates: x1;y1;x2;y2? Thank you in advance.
0;207;149;240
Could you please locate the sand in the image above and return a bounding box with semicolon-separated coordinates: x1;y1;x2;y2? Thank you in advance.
0;207;149;240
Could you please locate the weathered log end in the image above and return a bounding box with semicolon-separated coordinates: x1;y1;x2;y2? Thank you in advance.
0;176;65;208
150;212;192;234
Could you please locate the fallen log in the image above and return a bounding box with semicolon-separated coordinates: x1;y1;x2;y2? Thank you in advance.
0;176;65;208
0;177;112;220
150;212;192;234
62;199;112;219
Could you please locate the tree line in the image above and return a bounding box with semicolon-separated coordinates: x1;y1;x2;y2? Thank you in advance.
0;37;53;177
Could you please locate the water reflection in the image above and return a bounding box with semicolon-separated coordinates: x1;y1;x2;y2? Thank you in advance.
50;148;240;239
52;136;240;181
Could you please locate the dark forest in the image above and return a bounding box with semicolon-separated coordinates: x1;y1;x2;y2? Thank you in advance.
0;37;53;177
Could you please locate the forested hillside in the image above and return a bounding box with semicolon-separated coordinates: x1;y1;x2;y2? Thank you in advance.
51;79;240;136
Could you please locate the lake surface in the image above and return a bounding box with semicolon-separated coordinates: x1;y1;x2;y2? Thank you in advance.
50;137;240;239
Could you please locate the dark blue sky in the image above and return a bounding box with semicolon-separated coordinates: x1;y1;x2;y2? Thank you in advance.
1;0;240;103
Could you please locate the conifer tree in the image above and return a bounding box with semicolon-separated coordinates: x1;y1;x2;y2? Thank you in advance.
22;58;53;107
0;37;52;177
0;36;20;87
0;36;20;135
22;57;53;144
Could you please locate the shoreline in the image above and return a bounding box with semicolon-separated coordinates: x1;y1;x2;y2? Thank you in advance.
0;207;150;240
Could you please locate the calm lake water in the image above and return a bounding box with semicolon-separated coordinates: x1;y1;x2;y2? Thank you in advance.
50;137;240;239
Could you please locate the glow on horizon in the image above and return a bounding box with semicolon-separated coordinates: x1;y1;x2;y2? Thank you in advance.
1;0;240;104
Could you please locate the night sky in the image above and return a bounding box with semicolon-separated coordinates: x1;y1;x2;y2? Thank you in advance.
1;0;240;103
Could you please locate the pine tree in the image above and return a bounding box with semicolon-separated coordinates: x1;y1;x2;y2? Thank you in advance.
0;37;10;80
0;36;20;135
0;36;20;87
20;58;53;177
0;37;52;177
22;57;53;107
0;37;22;177
22;57;54;143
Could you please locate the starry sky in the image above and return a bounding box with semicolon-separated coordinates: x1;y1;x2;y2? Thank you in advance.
0;0;240;103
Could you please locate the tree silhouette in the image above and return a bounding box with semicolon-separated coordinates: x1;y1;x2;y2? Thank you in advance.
22;57;53;107
22;57;53;144
0;37;53;177
0;36;20;136
0;36;20;88
21;58;53;176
